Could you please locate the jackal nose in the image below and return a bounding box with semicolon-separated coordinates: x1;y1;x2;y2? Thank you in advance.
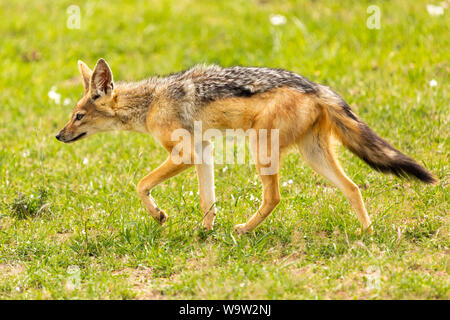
55;134;61;141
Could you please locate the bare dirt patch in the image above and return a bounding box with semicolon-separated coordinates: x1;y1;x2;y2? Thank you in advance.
0;263;26;278
50;231;73;242
113;267;168;299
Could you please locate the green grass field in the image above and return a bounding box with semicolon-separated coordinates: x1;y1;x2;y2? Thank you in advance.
0;0;448;299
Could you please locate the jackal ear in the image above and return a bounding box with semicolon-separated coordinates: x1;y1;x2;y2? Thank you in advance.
78;60;92;92
90;58;114;97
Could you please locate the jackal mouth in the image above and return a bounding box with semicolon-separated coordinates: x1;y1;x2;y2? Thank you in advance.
66;132;87;143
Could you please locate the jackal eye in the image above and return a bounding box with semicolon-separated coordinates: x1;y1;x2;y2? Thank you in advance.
75;113;84;121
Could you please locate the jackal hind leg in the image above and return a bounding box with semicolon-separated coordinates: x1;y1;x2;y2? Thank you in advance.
137;157;192;225
298;131;373;233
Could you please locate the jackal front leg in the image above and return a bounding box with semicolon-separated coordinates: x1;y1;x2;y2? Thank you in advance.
137;157;192;224
234;133;281;234
195;141;216;231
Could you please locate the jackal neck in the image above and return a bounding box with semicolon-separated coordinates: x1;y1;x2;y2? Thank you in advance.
114;79;158;132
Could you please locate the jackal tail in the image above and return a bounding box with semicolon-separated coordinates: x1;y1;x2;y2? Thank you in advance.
317;85;437;184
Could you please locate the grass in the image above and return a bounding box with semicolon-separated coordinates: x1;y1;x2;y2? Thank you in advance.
0;0;448;299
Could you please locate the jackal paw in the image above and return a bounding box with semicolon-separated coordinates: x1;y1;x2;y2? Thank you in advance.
202;218;215;231
356;225;373;235
202;223;214;231
234;224;248;235
202;212;216;231
155;208;168;225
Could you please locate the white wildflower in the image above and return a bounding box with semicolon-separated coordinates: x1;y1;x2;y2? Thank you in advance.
66;265;81;291
48;86;61;105
22;150;30;157
288;179;293;184
426;4;445;16
270;14;287;26
282;182;288;187
222;166;228;173
83;157;88;165
63;98;71;106
65;281;76;291
67;265;80;274
189;191;193;196
429;79;438;87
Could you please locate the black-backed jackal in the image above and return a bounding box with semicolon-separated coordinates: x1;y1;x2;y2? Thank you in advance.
57;59;437;234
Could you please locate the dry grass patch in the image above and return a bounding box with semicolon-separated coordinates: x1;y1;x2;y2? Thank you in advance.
0;263;26;278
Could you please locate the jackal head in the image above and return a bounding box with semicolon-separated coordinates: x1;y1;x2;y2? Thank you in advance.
56;58;119;143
